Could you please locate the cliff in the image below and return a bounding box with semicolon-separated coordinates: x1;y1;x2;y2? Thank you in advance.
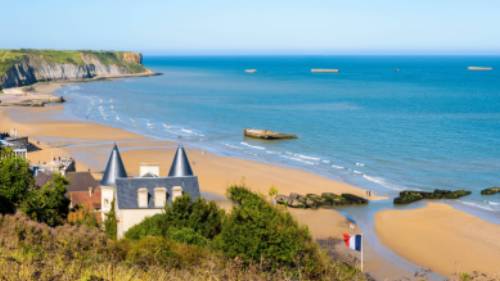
0;49;153;89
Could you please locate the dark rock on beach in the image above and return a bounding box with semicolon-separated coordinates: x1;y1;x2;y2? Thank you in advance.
481;187;500;195
394;189;471;205
276;192;368;209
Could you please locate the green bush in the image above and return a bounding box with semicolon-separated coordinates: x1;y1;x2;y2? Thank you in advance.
167;227;209;246
125;195;225;240
20;174;70;227
0;151;34;205
104;199;118;240
0;194;15;214
126;236;180;268
214;185;327;277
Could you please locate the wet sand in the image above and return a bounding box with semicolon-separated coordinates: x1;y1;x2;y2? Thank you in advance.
376;203;500;278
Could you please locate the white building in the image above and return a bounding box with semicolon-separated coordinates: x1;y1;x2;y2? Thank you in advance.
100;144;200;238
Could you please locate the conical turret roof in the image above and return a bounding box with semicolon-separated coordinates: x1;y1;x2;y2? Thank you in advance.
101;144;128;185
168;145;194;177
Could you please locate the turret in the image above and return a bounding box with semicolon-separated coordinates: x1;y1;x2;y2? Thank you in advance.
101;144;128;186
168;145;194;177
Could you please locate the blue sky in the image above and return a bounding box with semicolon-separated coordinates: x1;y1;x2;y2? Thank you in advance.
2;0;500;54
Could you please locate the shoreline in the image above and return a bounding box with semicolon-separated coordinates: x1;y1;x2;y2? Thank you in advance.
375;203;500;278
2;80;500;279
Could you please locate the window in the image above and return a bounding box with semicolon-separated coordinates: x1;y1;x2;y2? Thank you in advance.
154;187;167;208
137;188;148;208
172;186;183;201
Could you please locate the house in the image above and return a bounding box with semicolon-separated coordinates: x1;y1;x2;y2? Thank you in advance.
100;144;201;238
66;171;101;211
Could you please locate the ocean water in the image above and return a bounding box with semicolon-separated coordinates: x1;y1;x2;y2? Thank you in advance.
59;56;500;216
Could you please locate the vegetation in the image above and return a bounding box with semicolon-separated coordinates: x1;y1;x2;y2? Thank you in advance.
104;199;118;240
0;49;146;79
20;174;70;227
67;205;99;228
480;187;500;195
394;189;471;205
0;150;34;205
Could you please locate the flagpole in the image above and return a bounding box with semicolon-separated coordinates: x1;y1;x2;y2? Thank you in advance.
360;234;364;272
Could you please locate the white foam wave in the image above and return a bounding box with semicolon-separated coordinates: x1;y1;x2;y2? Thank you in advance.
362;174;404;191
240;142;266;150
280;155;315;165
353;170;363;175
355;162;365;167
146;121;154;129
115;115;121;121
459;200;496;212
224;143;242;150
488;201;500;206
321;159;331;164
331;164;344;170
285;152;321;162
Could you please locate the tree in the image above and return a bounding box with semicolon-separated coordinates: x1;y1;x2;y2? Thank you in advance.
0;150;34;205
104;198;118;240
20;174;70;227
67;205;99;228
215;185;326;276
124;195;225;241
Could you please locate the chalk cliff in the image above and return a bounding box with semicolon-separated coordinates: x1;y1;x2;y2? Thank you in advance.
0;50;153;89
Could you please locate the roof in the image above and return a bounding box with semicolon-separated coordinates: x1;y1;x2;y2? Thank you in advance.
168;145;194;177
66;172;99;192
34;171;53;187
101;144;128;186
69;188;101;210
115;176;200;209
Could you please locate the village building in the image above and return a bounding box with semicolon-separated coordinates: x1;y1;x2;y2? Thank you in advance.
100;144;200;238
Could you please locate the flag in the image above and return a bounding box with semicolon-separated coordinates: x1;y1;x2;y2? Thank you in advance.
343;233;362;252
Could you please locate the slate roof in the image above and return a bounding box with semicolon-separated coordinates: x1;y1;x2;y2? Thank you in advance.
34;171;53;187
66;172;99;192
115;176;200;209
101;144;128;186
168;145;194;177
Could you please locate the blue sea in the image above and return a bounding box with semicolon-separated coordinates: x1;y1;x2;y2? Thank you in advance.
59;56;500;217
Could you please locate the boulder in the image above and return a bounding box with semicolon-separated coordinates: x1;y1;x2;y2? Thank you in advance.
481;187;500;195
394;189;471;205
275;194;289;205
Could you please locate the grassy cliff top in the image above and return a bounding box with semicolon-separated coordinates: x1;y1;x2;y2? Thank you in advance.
0;49;146;77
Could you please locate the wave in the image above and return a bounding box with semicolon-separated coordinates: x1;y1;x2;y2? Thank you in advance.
331;164;344;170
362;174;404;191
459;200;497;212
355;162;365;167
240;142;266;150
285;151;321;162
353;170;363;175
280;155;315;165
224;143;242;150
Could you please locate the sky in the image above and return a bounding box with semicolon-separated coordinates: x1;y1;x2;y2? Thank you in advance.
1;0;500;55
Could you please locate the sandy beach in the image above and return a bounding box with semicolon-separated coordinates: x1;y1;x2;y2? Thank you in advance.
2;82;500;280
376;203;500;278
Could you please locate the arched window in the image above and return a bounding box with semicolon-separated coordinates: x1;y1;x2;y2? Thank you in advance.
172;186;183;201
137;187;148;208
154;187;167;208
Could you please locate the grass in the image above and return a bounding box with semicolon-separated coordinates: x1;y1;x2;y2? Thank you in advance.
0;49;146;79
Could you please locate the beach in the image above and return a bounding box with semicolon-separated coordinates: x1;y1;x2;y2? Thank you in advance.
2;81;500;279
376;203;500;278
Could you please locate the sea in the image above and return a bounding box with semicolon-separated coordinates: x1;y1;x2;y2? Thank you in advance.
58;55;500;219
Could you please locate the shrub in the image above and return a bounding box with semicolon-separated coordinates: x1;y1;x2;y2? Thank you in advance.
67;205;99;228
0;151;34;205
126;236;180;268
0;194;15;214
215;185;328;278
20;174;70;227
167;227;209;246
104;199;118;240
125;195;225;240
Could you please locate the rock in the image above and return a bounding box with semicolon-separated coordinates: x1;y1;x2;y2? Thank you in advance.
275;194;289;205
480;187;500;195
340;193;369;205
288;198;305;208
394;189;471;205
243;129;297;140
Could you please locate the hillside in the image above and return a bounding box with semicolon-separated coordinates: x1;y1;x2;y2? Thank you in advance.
0;49;153;89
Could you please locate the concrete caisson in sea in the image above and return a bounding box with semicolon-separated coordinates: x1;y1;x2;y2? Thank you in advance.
244;128;297;140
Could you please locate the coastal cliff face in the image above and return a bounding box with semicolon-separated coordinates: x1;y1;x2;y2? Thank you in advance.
0;50;151;89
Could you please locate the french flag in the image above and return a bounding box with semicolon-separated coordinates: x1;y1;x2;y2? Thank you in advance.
343;233;362;252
